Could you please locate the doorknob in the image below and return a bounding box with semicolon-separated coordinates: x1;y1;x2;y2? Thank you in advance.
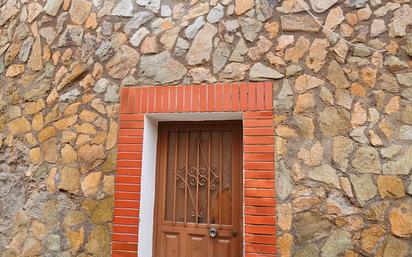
209;228;218;238
232;229;238;237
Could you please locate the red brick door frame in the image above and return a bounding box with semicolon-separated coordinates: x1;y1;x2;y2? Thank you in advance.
113;82;276;257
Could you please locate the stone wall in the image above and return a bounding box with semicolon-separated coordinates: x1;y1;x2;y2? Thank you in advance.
0;0;411;256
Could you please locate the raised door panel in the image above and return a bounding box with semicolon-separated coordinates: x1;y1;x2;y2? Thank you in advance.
215;238;231;257
186;233;208;257
161;232;180;257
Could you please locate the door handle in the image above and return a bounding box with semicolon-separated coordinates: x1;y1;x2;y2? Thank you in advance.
232;229;238;237
209;228;218;238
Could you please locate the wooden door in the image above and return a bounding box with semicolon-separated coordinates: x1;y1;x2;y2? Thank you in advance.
154;121;242;257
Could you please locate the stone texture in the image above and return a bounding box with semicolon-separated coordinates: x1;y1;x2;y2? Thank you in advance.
388;5;412;37
235;0;254;15
352;146;381;174
279;233;293;257
327;60;350;89
81;172;102;196
306;39;329;72
319;107;351;137
285;36;310;63
304;164;341;188
276;160;293;201
377;176;405;199
382;147;412;175
69;0;92;25
383;236;409;257
321;230;352;257
281;14;321;32
7;117;31;134
106;45;139;79
249;63;284;81
44;0;64;16
140;51;187;84
85;225;110;256
111;0;134;17
219;63;250;81
239;17;263;42
309;0;337;13
58;167;81;194
278;203;292;231
189;68;217;84
294;211;333;243
187;23;217;65
350;174;377;206
294;74;324;93
389;200;412;237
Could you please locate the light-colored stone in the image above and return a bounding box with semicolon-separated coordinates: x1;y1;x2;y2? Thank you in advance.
39;126;56;142
371;19;387;37
219;63;250;81
276;160;293;201
6;64;25;78
69;0;92;24
106;119;118;150
78;144;105;170
383;236;409;257
304;164;341;188
294;74;324;93
189;67;217;84
106;45;139;79
321;230;352;257
294;211;333;244
319;107;351;137
306;39;329;72
44;0;64;16
186;23;217;65
298;141;323;167
281;14;321;32
249;63;284;81
352;146;381;174
247;36;272;61
323;7;345;35
81;172;102;196
351;102;367;126
59;167;81;194
140;51;187;84
239;17;263;42
61;144;77;164
30;147;42;165
111;0;134;17
309;0;337;13
388;5;412;37
278;203;292;231
85;225;110;256
235;0;254;15
8;117;31;134
327;60;350;89
350;174;377;206
396;73;412;87
284;36;310;63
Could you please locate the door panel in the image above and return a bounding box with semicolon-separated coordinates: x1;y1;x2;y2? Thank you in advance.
162;233;179;257
154;121;242;257
216;238;231;257
187;234;207;257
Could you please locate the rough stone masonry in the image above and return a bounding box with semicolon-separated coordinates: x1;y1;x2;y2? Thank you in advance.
0;0;412;256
